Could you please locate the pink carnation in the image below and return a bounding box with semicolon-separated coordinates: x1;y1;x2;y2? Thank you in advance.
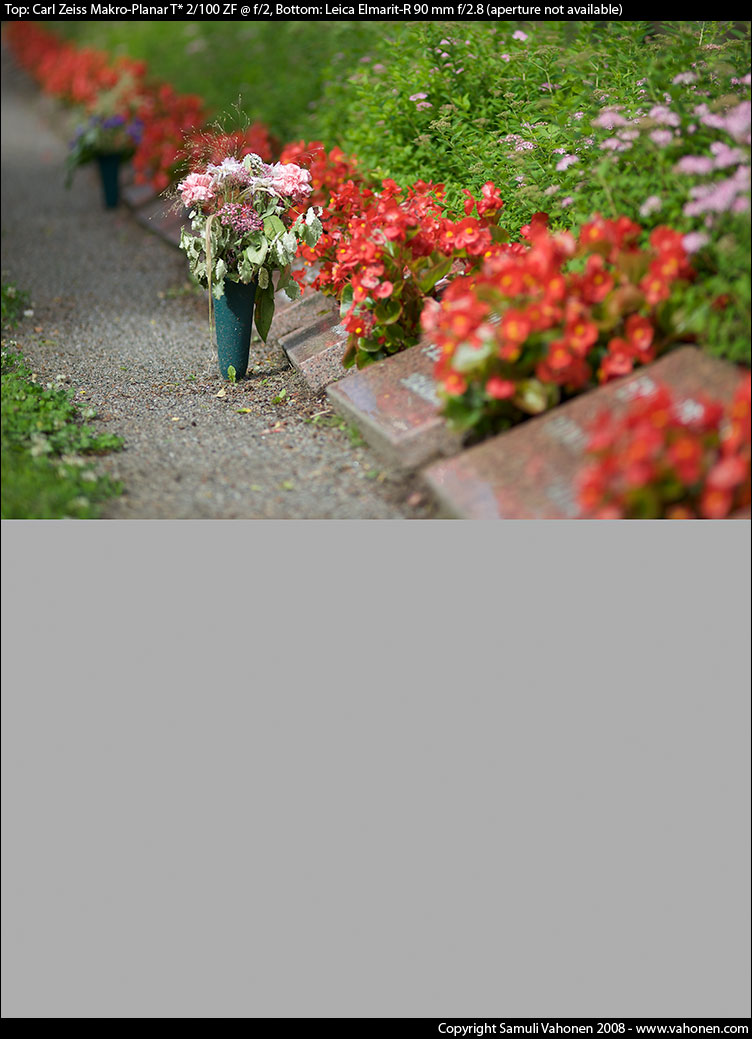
270;162;312;200
179;172;215;208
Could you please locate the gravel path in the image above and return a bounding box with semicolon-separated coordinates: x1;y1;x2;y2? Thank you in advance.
1;46;432;519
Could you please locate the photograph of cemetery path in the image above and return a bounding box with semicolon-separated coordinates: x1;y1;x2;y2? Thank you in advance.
2;19;750;519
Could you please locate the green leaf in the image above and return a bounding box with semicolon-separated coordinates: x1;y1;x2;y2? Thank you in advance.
355;350;378;369
244;239;268;266
301;212;323;246
489;225;510;244
239;254;254;283
259;198;278;219
274;231;298;266
254;282;275;343
358;337;383;353
417;256;453;294
264;215;286;238
452;340;493;373
441;395;483;432
374;298;403;325
276;265;292;292
340;284;354;318
513;379;558;415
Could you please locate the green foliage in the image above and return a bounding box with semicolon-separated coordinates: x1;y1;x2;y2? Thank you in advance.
1;282;30;329
1;343;124;519
675;218;751;366
312;20;750;365
51;20;385;142
314;23;746;213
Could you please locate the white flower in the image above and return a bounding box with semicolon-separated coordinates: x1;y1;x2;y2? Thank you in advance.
207;157;246;181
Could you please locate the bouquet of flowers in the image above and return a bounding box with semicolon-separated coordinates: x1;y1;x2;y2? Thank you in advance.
65;74;146;189
65;111;144;187
177;152;323;342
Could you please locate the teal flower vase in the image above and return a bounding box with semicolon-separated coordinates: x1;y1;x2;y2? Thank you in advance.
214;280;257;381
97;154;121;209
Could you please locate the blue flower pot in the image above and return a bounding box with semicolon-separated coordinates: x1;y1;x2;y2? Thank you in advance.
97;154;122;209
214;280;257;381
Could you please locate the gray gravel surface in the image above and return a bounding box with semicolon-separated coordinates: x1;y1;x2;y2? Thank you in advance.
1;46;434;519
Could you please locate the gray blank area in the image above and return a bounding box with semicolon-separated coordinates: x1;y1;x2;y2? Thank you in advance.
1;521;750;1018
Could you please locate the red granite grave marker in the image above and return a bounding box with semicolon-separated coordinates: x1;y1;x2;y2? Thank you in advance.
280;322;352;394
422;347;748;519
271;291;338;343
122;182;158;210
326;340;463;470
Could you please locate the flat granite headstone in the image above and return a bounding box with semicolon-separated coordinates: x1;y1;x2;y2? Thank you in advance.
422;346;748;519
326;340;463;470
122;181;158;210
281;322;352;394
271;291;339;343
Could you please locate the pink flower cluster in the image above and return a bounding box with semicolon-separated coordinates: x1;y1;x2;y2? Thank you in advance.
581;77;751;229
268;161;312;201
179;172;214;207
694;100;751;144
218;202;263;236
501;133;536;154
592;108;628;130
178;155;312;215
684;164;750;216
